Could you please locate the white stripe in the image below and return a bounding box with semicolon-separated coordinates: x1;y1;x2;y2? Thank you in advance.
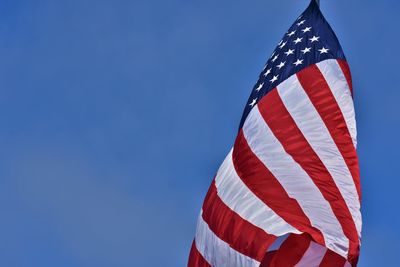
277;74;362;238
294;242;327;267
195;212;259;267
242;105;349;258
317;59;357;148
215;149;301;236
344;262;352;267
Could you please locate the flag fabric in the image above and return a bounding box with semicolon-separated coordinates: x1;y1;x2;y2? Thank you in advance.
188;1;361;266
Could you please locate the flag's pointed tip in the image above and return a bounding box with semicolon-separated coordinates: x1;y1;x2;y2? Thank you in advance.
310;0;320;8
306;0;321;13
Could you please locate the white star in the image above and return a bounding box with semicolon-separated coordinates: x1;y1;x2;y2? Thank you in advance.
263;68;272;77
270;75;279;83
293;59;304;66
309;35;320;42
278;40;283;46
284;49;295;56
279;41;287;49
277;61;286;69
272;55;279;62
249;98;257;107
255;83;264;92
301;47;311;54
302;27;312;33
293;37;303;44
297;20;306;26
287;30;296;37
319;47;329;54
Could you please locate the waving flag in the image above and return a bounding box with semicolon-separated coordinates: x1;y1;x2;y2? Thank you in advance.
188;1;361;266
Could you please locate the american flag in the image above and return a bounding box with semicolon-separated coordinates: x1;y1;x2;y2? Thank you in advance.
188;1;361;266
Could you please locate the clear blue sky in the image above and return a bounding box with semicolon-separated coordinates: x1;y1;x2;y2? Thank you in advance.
0;0;398;266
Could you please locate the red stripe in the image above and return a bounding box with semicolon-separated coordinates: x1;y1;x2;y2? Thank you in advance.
187;240;211;267
296;64;361;201
337;59;353;97
258;88;359;262
319;249;347;267
268;234;311;267
260;251;277;267
296;65;361;263
202;180;276;261
233;129;325;245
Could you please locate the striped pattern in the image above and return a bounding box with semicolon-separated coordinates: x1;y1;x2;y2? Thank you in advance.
188;59;361;266
188;1;361;266
267;234;351;267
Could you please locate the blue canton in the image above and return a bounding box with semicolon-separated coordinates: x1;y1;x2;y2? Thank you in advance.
239;0;346;129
